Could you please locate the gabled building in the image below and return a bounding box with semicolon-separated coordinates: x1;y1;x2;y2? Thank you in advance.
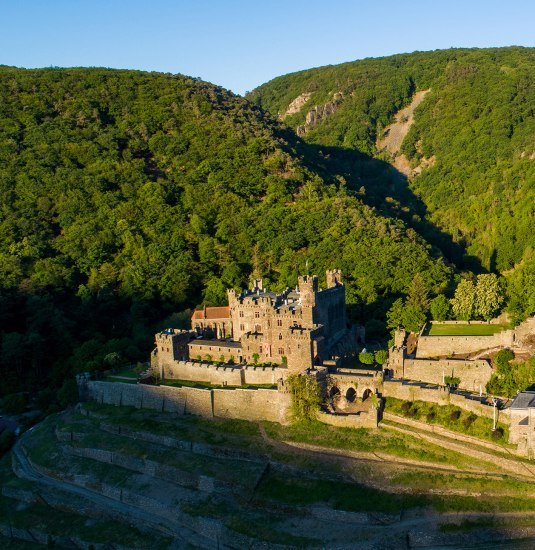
509;391;535;458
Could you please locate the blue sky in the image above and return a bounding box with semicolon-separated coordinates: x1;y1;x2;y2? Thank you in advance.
1;0;533;95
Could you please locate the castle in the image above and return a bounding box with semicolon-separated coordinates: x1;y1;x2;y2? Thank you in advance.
153;270;362;378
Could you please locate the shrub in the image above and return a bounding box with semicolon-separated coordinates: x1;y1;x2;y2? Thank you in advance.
491;427;504;440
401;401;413;415
444;376;461;388
450;409;461;421
462;413;477;428
426;410;436;422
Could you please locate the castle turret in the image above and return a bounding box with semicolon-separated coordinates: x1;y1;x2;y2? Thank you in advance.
298;275;318;307
326;269;343;288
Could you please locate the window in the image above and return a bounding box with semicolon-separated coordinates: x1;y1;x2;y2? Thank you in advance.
278;333;283;340
259;346;263;353
240;324;245;331
278;348;284;355
255;311;260;318
239;311;244;318
277;319;282;327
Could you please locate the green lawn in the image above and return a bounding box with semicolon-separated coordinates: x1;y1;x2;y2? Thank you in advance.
426;323;509;336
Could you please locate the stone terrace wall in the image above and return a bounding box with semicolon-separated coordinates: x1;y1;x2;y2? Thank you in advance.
383;381;499;420
403;358;493;393
161;360;283;386
213;388;290;424
416;331;514;358
84;381;290;424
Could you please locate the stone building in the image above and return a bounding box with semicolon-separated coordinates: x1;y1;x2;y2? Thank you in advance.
153;270;361;376
509;391;535;458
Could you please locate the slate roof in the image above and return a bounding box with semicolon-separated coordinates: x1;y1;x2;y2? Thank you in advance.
191;306;230;320
510;391;535;409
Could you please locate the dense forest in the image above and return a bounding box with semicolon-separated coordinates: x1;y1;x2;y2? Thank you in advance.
250;47;535;275
0;66;450;401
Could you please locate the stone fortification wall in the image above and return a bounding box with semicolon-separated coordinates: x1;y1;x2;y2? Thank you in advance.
403;358;493;393
84;381;290;424
213;388;290;424
382;381;498;420
416;331;514;358
161;359;283;386
242;365;283;385
164;360;243;385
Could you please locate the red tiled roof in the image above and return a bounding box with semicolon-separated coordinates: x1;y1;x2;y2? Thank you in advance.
191;306;230;320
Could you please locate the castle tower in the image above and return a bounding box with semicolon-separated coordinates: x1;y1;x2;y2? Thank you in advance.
326;269;343;288
298;275;318;307
227;288;237;307
298;274;318;326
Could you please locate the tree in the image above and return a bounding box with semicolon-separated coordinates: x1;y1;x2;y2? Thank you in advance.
386;298;404;330
402;305;427;333
374;349;388;365
407;273;430;312
430;294;451;321
359;351;374;365
475;274;503;320
451;279;476;320
287;374;321;421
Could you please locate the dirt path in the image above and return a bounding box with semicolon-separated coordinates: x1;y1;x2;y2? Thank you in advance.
257;423;517;481
382;412;516;455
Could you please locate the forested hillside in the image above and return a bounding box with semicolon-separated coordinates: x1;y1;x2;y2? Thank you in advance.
0;67;450;399
250;47;535;275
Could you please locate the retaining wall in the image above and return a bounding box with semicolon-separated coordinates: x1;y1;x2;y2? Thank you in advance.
212;388;290;424
403;358;493;393
84;381;290;424
416;331;514;358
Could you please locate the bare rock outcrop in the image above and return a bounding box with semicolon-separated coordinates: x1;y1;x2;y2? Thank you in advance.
281;92;311;119
297;92;343;136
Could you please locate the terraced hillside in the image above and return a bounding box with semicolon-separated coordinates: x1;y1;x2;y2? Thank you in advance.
4;402;535;548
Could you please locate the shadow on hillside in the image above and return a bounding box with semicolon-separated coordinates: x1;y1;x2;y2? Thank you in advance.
287;133;483;274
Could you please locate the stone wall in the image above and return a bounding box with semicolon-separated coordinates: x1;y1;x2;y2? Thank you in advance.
160;359;283;386
213;388;290;424
84;381;290;424
163;360;244;385
416;330;514;358
403;358;493;393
